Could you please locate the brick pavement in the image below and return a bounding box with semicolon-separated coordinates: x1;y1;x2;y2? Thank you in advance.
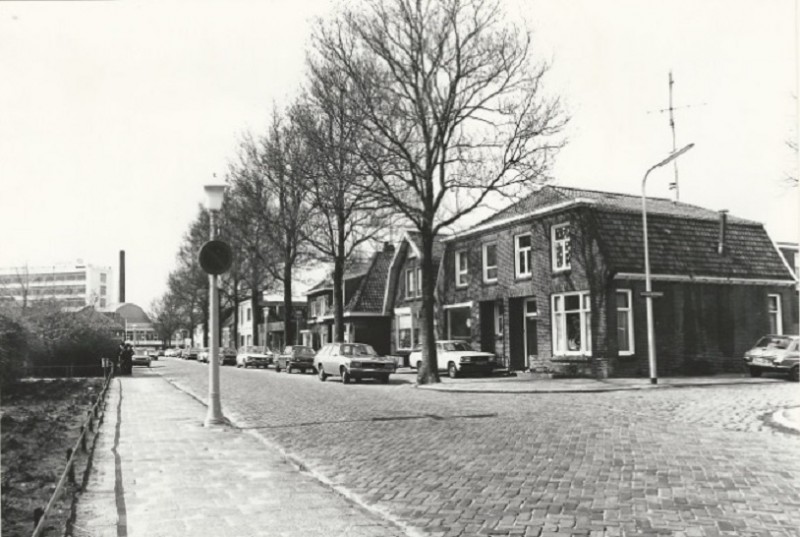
161;360;800;537
72;370;409;537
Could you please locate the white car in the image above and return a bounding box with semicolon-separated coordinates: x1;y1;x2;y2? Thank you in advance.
315;342;395;384
236;346;273;369
409;340;497;378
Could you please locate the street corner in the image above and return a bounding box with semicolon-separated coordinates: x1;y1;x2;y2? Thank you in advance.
771;406;800;434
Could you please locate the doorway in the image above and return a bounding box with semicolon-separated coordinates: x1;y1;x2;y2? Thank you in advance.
523;298;538;368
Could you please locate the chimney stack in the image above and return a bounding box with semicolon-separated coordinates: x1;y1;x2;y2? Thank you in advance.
718;210;728;255
119;250;126;303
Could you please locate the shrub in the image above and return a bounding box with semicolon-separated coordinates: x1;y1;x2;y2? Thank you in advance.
0;314;29;388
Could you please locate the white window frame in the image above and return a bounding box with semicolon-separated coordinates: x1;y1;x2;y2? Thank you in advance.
482;243;498;283
455;250;469;287
406;268;416;299
616;289;634;356
493;301;503;337
416;267;422;297
551;291;591;356
394;308;414;350
514;233;533;278
768;294;783;335
551;223;571;272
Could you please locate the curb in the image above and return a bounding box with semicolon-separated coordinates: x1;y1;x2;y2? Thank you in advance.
159;374;423;537
771;406;800;434
414;378;784;394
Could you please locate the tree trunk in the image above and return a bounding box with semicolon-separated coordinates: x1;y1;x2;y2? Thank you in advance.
283;257;295;346
251;286;260;346
417;228;440;384
232;278;239;348
202;302;209;348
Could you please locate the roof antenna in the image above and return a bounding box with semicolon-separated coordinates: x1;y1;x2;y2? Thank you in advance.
647;71;706;203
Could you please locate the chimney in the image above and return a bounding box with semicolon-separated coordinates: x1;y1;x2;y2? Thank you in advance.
717;210;728;255
384;242;395;253
119;250;126;303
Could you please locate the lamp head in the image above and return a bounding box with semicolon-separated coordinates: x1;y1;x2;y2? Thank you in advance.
204;185;226;211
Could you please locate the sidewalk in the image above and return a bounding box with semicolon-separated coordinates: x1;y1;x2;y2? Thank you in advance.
411;372;789;393
72;374;408;537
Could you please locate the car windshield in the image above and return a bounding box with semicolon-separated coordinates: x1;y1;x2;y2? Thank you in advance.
754;336;794;350
340;344;378;356
294;346;314;355
440;341;472;352
245;346;266;353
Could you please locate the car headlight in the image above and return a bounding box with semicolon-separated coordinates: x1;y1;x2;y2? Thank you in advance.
350;361;362;368
460;357;472;363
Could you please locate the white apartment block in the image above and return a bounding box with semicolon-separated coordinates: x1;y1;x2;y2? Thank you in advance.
0;262;113;310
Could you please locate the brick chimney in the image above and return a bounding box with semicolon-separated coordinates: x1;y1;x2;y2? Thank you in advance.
718;210;728;255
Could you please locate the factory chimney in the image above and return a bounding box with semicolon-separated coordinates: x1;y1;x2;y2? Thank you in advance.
119;250;126;303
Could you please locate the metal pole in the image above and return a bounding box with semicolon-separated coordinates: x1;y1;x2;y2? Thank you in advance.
642;170;658;385
205;209;224;426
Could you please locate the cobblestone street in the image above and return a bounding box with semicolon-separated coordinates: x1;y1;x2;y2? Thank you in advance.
155;360;800;536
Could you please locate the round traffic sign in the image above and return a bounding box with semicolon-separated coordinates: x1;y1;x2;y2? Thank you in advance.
198;240;233;275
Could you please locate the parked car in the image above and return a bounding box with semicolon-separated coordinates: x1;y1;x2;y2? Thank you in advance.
275;345;316;373
184;348;200;360
221;347;237;366
236;346;273;369
198;348;209;363
157;348;165;357
408;340;498;378
131;347;152;368
147;349;159;361
315;342;395;384
165;348;179;358
744;334;799;381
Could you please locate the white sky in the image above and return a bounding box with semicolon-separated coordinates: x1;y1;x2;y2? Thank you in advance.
1;0;797;308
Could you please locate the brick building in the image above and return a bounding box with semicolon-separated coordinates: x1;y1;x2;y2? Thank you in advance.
434;186;797;378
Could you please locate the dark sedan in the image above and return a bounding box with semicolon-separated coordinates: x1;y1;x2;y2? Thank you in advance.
274;345;316;373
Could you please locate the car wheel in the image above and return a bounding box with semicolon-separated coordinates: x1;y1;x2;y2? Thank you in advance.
243;361;249;369
318;365;328;382
416;360;422;370
790;366;799;382
275;363;281;372
341;368;351;384
379;374;390;384
287;365;293;374
748;367;762;378
448;362;458;379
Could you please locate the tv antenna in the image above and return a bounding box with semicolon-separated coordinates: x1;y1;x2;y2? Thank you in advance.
647;71;706;201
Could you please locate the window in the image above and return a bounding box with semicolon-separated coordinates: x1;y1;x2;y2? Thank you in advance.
493;302;503;337
482;243;497;283
551;223;571;271
514;234;532;278
455;250;469;287
396;312;413;350
416;267;422;297
246;307;251;322
447;306;471;339
100;298;106;308
768;294;783;335
100;273;107;283
552;291;591;355
616;290;634;355
406;268;416;299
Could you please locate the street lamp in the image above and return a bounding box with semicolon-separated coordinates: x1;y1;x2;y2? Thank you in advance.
642;143;694;385
204;184;226;426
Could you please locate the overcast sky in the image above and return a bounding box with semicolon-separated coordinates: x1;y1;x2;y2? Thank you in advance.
0;0;797;308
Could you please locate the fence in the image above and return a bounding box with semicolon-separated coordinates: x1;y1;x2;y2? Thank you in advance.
30;363;114;537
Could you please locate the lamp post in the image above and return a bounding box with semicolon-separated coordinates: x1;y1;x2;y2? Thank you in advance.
642;143;694;384
204;184;226;426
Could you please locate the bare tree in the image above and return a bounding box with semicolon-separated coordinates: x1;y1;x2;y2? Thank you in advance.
149;293;183;347
292;65;391;342
0;264;32;313
312;0;567;383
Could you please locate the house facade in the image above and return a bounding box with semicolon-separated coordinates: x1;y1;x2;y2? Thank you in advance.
304;247;394;355
432;185;797;377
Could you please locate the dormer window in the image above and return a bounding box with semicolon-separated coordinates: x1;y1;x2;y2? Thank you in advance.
551;223;571;271
406;268;416;299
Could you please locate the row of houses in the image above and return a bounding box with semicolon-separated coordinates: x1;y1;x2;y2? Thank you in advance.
298;185;798;378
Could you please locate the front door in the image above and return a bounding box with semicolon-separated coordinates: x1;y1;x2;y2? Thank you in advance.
523;298;538;368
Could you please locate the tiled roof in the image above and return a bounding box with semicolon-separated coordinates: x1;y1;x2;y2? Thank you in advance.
593;210;793;280
306;260;372;295
405;230;447;262
477;185;757;228
346;249;394;314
